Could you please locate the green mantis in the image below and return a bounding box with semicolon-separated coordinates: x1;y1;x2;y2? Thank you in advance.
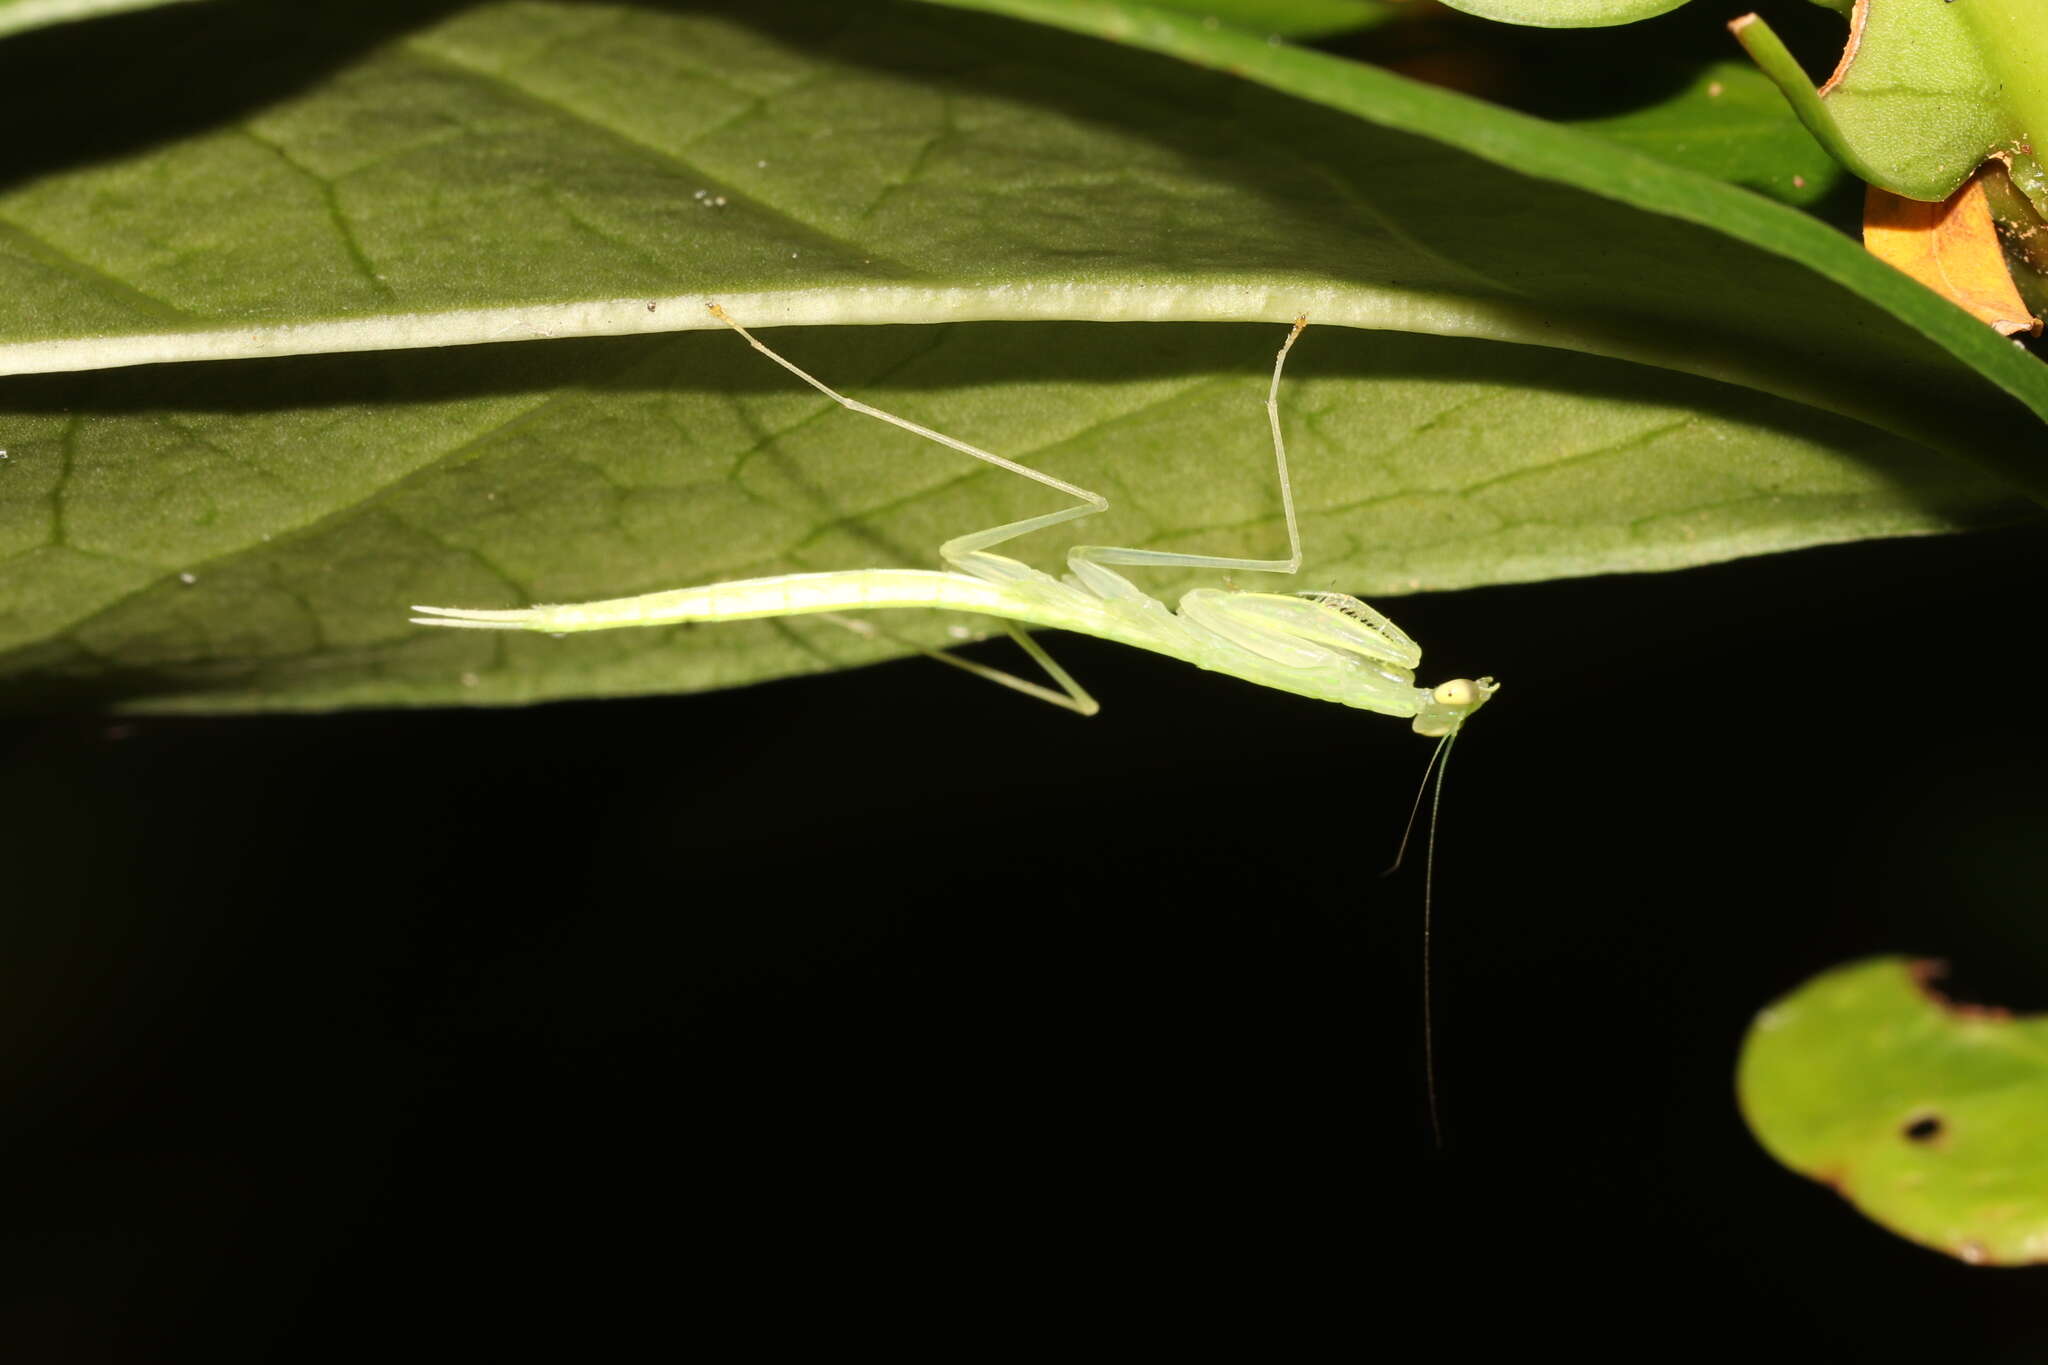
414;309;1495;1141
413;309;1499;742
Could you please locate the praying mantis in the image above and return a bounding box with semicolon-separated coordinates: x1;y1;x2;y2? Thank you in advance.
412;307;1499;743
414;308;1498;1138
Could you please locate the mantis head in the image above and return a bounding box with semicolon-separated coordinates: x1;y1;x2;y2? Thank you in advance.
1411;676;1499;738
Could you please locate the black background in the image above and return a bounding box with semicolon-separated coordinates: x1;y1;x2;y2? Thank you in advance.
7;521;2048;1359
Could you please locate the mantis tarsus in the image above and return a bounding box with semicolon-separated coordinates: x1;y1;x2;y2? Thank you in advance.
413;307;1499;741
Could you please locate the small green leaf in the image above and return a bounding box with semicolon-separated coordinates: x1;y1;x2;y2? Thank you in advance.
1738;957;2048;1266
1733;0;2048;214
1432;0;1691;28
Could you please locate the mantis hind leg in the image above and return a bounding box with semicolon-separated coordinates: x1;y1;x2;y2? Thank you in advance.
709;303;1107;713
819;615;1099;716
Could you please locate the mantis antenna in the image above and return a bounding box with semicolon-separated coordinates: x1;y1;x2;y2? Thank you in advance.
413;307;1501;1129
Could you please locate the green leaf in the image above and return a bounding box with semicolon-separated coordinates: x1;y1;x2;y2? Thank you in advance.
0;0;2043;709
1432;0;1691;27
1563;59;1848;211
1738;957;2048;1266
0;0;206;39
1127;0;1400;39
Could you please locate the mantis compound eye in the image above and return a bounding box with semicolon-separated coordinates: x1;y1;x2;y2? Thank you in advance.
1433;679;1480;707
